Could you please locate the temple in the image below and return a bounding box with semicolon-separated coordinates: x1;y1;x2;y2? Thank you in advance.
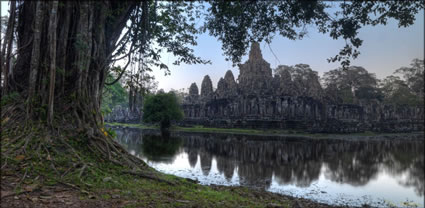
181;42;424;133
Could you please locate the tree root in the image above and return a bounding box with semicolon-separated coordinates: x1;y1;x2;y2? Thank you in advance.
14;168;28;191
1;103;153;193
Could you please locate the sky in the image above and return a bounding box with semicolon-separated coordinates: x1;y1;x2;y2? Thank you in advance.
151;9;424;92
1;2;423;92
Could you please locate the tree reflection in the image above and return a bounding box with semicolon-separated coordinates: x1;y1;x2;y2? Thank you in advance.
114;128;423;196
141;134;183;163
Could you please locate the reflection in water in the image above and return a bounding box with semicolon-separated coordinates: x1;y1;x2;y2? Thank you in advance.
141;134;182;163
115;128;424;206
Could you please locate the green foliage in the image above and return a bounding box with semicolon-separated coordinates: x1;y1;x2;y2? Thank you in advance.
0;91;19;106
381;76;423;106
322;66;380;103
101;73;128;115
380;59;424;106
355;86;383;101
395;59;424;98
143;91;184;129
339;87;355;104
105;127;117;138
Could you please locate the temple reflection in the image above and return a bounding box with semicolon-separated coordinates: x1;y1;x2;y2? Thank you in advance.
114;129;424;196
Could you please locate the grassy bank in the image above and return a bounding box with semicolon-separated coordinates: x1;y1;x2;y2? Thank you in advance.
105;122;423;139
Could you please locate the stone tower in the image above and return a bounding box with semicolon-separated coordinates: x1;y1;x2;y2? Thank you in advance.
216;70;238;98
189;82;199;96
238;42;273;95
200;75;213;97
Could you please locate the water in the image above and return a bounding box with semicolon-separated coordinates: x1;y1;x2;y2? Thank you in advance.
114;128;424;207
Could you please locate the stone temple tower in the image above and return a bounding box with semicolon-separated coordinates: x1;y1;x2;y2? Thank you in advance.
237;42;273;95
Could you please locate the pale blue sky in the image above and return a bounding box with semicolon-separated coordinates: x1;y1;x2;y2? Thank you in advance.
1;2;423;92
152;9;424;92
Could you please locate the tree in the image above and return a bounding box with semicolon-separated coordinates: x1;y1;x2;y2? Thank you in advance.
101;73;129;115
1;1;423;176
380;75;423;106
275;64;323;99
322;66;380;103
1;1;210;173
143;91;184;130
123;60;158;118
204;1;424;68
394;58;424;99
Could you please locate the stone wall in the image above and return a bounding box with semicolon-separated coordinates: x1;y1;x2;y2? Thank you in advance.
181;42;424;133
104;106;141;123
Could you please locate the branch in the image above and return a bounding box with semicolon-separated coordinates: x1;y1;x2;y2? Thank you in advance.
107;2;139;52
105;53;131;86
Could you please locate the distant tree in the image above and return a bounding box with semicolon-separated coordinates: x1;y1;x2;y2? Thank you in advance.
125;65;158;116
101;73;128;115
169;88;188;104
395;59;424;99
380;75;423;106
322;66;379;103
274;64;323;99
355;86;383;101
143;91;184;130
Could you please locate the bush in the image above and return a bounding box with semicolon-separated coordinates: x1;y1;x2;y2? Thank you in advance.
143;91;184;130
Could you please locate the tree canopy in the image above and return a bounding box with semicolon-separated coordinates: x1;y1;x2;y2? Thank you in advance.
143;91;184;130
204;1;424;68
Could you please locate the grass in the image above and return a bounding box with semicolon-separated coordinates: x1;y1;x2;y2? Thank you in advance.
105;122;423;139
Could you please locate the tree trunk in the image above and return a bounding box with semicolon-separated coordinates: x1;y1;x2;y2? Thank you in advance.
47;1;58;124
1;1;16;95
1;1;142;171
7;1;136;124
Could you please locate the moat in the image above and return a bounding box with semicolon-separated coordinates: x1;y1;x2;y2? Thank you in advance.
114;127;424;207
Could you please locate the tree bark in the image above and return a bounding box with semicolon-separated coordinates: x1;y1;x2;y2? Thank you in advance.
1;1;16;95
27;1;44;116
47;1;58;124
6;1;137;125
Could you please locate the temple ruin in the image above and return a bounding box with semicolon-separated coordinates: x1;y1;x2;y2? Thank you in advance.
181;42;424;133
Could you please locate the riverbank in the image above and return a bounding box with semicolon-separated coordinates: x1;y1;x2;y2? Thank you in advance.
1;147;340;208
1;123;345;208
106;122;424;140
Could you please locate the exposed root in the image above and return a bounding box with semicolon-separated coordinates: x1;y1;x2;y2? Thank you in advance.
14;168;28;191
1;101;148;192
78;164;87;178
